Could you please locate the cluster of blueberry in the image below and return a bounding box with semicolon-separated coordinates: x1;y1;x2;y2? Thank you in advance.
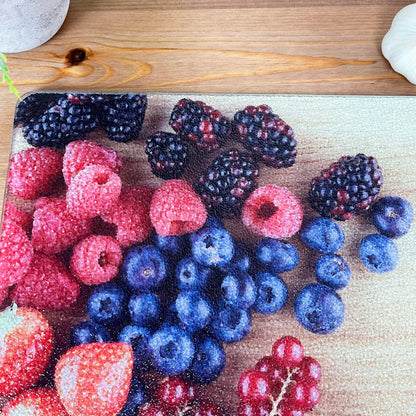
70;216;292;390
292;195;413;336
360;196;413;273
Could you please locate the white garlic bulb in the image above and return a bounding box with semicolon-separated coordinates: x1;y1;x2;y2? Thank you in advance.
382;3;416;85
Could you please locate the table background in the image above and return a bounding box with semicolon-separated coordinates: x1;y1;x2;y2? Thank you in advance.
1;2;416;416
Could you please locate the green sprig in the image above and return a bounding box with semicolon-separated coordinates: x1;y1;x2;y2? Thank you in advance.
0;52;22;101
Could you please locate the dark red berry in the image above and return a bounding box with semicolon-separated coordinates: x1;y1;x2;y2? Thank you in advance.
277;401;305;416
287;381;321;411
294;356;322;385
141;403;174;416
272;336;304;368
255;356;288;393
238;369;271;403
187;402;221;416
237;400;273;416
157;377;189;407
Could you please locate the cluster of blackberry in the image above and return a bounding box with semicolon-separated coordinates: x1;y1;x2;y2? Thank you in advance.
145;99;298;219
17;92;148;147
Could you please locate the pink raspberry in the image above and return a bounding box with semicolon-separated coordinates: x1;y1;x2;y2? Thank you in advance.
150;179;207;236
3;202;33;234
100;185;154;248
8;147;63;200
31;196;94;254
10;253;80;310
70;235;123;285
0;219;34;288
63;140;123;185
242;185;303;238
66;164;122;219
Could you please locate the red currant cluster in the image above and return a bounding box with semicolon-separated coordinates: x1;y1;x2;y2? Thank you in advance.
237;336;321;416
141;376;223;416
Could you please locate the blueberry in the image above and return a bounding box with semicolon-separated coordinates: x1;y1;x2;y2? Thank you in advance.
315;254;351;290
176;257;212;291
175;290;214;332
128;293;162;329
252;272;288;315
121;245;167;292
149;326;195;376
191;226;234;267
359;234;399;273
187;333;226;384
69;320;111;346
204;215;225;229
87;282;127;326
118;325;152;372
371;196;413;239
220;268;256;310
228;240;252;271
154;233;188;258
118;376;148;416
300;217;345;254
210;302;251;343
256;238;299;273
294;283;345;334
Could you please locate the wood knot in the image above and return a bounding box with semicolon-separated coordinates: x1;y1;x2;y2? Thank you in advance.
66;48;89;65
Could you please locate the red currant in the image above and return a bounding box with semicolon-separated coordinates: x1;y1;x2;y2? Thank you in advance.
157;377;189;407
188;402;221;416
287;381;321;411
277;401;305;416
238;369;271;403
295;356;321;385
255;355;288;393
237;400;273;416
141;403;174;416
272;336;304;368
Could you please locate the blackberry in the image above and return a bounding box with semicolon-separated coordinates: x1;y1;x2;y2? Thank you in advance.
169;98;231;152
232;104;297;168
194;149;260;218
308;153;383;220
98;93;147;142
14;93;65;126
22;93;99;148
145;132;190;179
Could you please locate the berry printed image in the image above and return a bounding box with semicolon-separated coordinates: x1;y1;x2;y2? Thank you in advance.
0;92;414;416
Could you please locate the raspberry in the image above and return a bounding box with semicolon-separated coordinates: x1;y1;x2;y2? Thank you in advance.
194;149;260;218
145;131;190;179
242;185;303;238
150;179;207;236
66;164;122;219
8;148;63;200
308;153;383;220
63;140;123;186
0;219;33;288
3;202;33;234
22;93;99;148
100;185;154;247
70;235;123;285
169;98;231;152
232;105;297;168
98;93;148;142
10;253;80;310
31;196;94;254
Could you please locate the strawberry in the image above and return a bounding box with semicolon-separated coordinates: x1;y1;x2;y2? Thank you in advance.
0;304;54;396
54;342;133;416
1;387;69;416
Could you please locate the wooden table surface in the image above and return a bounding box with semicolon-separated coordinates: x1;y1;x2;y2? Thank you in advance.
1;1;416;416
